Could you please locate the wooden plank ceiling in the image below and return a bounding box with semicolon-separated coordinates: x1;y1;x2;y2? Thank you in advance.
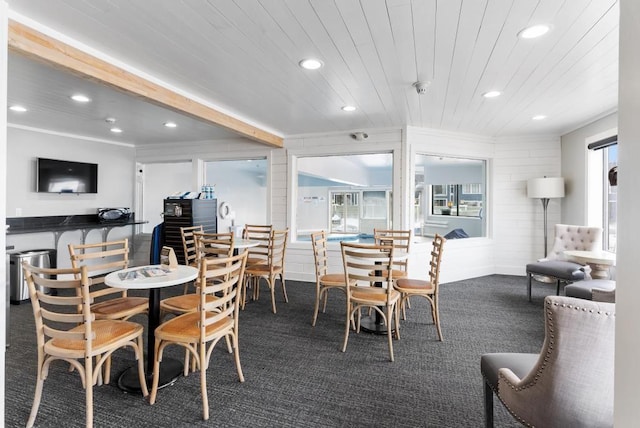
6;0;619;145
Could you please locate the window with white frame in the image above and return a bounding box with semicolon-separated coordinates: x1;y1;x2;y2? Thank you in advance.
414;154;486;238
296;153;393;241
587;135;617;252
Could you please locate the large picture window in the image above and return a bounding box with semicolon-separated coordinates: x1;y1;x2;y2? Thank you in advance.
414;154;486;238
296;153;393;241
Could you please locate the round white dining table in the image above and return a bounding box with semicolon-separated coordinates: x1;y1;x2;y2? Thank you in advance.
105;264;198;393
208;238;260;255
563;250;616;280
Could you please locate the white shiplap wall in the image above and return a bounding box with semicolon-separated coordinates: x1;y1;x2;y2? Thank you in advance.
494;135;562;275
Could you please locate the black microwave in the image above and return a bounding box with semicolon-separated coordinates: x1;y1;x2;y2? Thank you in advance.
97;207;132;223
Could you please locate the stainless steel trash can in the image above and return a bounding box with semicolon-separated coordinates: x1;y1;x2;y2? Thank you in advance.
9;249;56;304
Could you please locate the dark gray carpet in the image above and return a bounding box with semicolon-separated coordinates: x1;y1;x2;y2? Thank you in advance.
5;275;550;427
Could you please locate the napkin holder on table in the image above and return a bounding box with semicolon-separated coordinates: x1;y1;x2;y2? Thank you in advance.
160;246;178;271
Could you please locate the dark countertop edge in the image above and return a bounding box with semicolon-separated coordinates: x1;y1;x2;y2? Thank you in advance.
6;220;148;235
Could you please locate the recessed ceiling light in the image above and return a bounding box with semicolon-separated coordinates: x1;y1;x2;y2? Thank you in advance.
518;24;550;39
164;121;177;128
110;127;123;133
482;91;502;98
299;58;323;70
9;105;27;112
532;115;547;121
341;105;357;112
71;94;91;103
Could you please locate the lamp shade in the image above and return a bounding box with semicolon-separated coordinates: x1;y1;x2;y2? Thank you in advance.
527;177;565;199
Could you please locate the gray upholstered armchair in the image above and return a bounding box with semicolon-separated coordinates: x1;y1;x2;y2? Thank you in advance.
526;224;603;301
565;279;616;302
481;296;614;427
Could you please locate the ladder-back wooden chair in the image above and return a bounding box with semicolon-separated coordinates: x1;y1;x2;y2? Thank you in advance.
373;229;412;282
160;232;236;374
242;224;272;267
149;252;247;421
341;242;401;362
68;239;148;321
23;263;148;428
310;230;349;326
394;234;446;340
244;229;288;313
160;232;235;320
180;225;204;267
180;225;204;293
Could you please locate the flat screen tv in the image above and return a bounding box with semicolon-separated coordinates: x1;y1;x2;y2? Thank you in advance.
37;157;98;194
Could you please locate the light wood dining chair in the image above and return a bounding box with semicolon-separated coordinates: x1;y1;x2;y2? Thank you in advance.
160;232;235;374
23;263;148;428
373;229;412;281
181;225;204;266
68;238;148;321
160;232;235;319
394;234;446;341
180;225;204;293
244;229;289;313
341;242;401;362
68;239;148;385
194;231;235;258
242;224;272;267
310;230;349;326
149;251;247;421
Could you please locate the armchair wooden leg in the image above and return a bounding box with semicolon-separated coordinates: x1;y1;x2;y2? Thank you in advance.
527;273;532;302
484;380;494;428
556;279;561;296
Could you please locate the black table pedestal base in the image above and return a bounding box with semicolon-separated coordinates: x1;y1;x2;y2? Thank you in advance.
117;357;183;394
359;315;396;335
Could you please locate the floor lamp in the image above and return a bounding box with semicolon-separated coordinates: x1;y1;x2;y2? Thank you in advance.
527;177;565;257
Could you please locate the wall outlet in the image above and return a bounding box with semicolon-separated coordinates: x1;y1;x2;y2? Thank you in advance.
15;208;22;217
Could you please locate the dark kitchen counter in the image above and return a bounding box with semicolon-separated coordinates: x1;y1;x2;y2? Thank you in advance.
6;214;147;249
6;214;146;235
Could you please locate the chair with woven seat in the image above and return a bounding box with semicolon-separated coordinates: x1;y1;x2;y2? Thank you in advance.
341;242;401;362
244;229;289;313
242;224;272;267
526;224;602;301
68;239;148;321
23;263;148;428
149;251;247;421
373;229;412;281
310;230;350;326
480;295;614;427
242;224;272;306
160;232;235;374
160;232;235;320
394;234;446;341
